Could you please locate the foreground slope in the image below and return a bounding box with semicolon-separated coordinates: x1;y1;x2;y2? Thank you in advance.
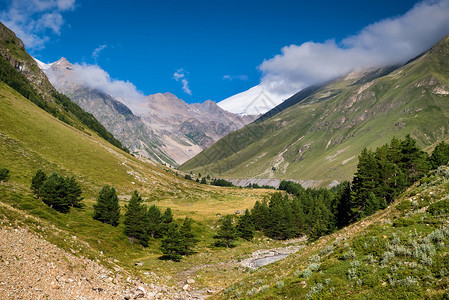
215;166;449;299
181;35;449;185
0;78;276;296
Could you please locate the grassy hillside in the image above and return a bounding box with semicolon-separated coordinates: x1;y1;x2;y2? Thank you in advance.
181;35;449;186
213;166;449;299
0;80;283;292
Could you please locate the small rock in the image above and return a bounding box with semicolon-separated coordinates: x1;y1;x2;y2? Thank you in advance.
104;277;113;283
207;289;214;294
134;262;143;266
183;284;191;291
382;235;387;239
300;281;307;288
186;279;195;284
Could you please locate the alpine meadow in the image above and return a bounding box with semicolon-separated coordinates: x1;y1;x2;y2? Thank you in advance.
2;1;449;299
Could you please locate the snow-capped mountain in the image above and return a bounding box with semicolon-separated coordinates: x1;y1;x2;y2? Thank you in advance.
217;84;291;115
34;57;257;166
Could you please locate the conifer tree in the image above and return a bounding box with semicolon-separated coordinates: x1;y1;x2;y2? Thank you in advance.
39;173;70;213
200;177;207;184
160;222;184;261
65;176;83;208
251;199;269;231
124;190;149;246
265;192;293;240
179;217;199;255
430;141;449;169
30;169;46;197
364;192;380;217
399;134;430;186
93;185;120;226
214;215;237;248
236;209;255;241
160;207;174;236
147;204;162;238
350;148;379;221
0;167;10;183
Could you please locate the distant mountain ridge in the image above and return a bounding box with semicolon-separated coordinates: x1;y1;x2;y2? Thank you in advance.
181;34;449;185
38;57;256;165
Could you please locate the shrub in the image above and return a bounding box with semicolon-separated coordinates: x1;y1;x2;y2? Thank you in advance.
427;199;449;216
0;167;10;182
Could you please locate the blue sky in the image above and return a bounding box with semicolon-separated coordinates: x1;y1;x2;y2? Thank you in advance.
1;0;448;104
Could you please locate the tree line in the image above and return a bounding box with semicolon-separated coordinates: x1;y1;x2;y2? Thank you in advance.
248;136;449;241
31;170;83;213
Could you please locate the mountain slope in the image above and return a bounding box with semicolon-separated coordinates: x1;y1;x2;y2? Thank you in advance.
181;34;449;185
214;166;449;299
40;58;256;165
0;22;126;153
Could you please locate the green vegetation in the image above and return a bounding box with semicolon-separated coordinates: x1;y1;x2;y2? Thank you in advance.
181;35;449;185
0;167;10;182
124;190;149;246
0;51;126;153
93;185;120;226
214;215;238;248
216;166;449;299
211;178;234;187
33;171;83;213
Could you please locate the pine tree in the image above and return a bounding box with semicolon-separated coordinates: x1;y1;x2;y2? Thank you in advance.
364;192;380;217
124;190;149;246
350;148;379;221
160;207;174;236
39;173;70;213
65;176;83;208
335;181;352;228
200;177;207;184
214;215;237;248
399;134;430;186
236;209;255;241
147;204;162;238
93;185;120;226
265;192;293;240
179;217;199;255
0;167;10;183
160;222;184;261
251;199;269;231
430;141;449;169
30;169;46;197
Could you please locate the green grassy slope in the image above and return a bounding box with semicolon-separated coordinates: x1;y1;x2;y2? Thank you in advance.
0;80;279;291
181;35;449;186
214;166;449;299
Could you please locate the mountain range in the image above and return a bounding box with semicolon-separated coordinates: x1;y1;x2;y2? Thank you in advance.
35;57;257;166
181;34;449;186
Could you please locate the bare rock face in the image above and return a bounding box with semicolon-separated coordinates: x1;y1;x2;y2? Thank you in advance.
41;57;257;166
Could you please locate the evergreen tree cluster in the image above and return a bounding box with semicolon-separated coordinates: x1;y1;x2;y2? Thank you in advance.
211;178;234;187
121;191;198;261
248;137;449;242
213;210;255;248
349;135;436;221
252;187;342;241
30;170;83;213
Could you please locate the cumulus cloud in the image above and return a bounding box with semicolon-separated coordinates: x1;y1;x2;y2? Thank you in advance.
0;0;76;49
45;60;148;114
92;44;107;60
259;0;449;97
223;74;249;81
173;68;192;95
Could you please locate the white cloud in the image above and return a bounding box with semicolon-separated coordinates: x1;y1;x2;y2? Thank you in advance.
92;44;107;60
259;0;449;98
223;74;248;81
0;0;76;49
173;68;192;95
